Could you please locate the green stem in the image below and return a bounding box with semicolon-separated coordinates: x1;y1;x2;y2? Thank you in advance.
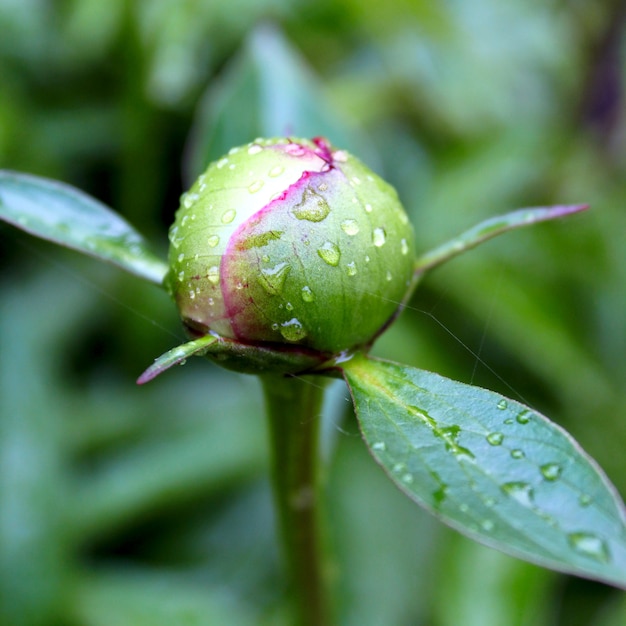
261;374;333;626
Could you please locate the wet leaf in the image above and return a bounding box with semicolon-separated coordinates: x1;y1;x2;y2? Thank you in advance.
342;354;626;588
0;170;168;286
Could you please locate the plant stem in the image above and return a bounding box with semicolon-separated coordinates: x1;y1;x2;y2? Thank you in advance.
261;374;333;626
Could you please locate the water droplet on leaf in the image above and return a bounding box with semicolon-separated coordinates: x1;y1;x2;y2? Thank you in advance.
346;261;357;276
540;463;562;481
502;482;534;507
207;235;219;247
372;441;386;451
497;399;508;410
516;410;531;424
510;449;525;459
401;238;409;255
486;432;504;446
568;532;610;562
269;165;284;177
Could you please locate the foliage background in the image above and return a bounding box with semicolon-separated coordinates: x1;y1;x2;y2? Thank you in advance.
1;0;625;624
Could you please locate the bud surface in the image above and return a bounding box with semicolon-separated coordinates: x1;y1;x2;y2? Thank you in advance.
167;137;415;362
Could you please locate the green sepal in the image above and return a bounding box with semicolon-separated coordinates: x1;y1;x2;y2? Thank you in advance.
137;335;218;384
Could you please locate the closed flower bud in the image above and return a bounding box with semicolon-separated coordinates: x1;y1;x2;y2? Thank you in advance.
166;137;415;371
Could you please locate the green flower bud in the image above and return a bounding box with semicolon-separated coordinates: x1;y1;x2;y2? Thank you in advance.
166;137;415;372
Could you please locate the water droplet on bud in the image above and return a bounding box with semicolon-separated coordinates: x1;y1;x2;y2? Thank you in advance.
318;242;341;266
280;318;307;341
221;209;236;224
248;180;264;193
373;227;386;247
292;187;330;222
346;262;357;276
301;286;315;302
269;165;284;177
341;219;360;235
207;266;220;284
259;263;291;295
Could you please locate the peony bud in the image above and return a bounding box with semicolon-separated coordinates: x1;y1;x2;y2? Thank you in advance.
166;137;415;371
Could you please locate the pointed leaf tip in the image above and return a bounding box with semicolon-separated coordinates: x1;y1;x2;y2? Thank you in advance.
137;335;218;384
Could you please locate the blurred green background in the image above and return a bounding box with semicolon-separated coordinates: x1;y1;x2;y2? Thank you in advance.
1;1;625;624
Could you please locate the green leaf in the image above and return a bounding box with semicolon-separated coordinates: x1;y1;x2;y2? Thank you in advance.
184;23;375;183
413;203;589;275
0;170;168;286
342;354;626;588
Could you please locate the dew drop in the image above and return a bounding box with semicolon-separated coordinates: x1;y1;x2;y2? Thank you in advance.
393;462;406;474
318;242;341;266
486;432;504;446
372;441;386;451
365;255;370;263
516;410;531;424
386;271;393;281
221;209;236;224
502;482;534;507
207;266;220;285
248;144;262;155
459;503;469;513
292;187;330;222
568;532;610;562
540;463;562;481
177;253;185;263
285;302;294;311
248;179;264;193
259;263;291;295
280;318;307;342
207;234;219;248
341;219;360;235
364;203;373;213
481;519;495;531
497;399;508;410
579;494;592;507
373;227;386;247
346;261;357;276
510;449;525;459
301;286;315;302
401;238;409;255
269;165;284;177
216;158;228;169
177;271;185;281
188;290;195;300
181;214;189;225
401;473;414;485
